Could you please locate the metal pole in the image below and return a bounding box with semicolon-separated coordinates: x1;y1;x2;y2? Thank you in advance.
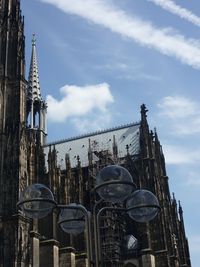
93;200;103;267
87;210;93;266
84;209;92;267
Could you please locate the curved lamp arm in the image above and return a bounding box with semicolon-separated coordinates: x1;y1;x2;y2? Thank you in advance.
57;204;93;267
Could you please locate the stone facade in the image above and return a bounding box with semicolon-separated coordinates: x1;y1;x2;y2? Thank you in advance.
0;1;191;266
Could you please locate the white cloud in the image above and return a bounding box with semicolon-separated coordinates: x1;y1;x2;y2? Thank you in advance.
157;96;198;119
148;0;200;27
157;96;200;135
94;63;128;71
173;118;200;135
46;83;114;122
163;144;200;165
40;0;200;69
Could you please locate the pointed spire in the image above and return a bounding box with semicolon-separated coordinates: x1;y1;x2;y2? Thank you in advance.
27;33;41;102
154;127;158;140
172;193;178;209
88;139;93;165
178;200;183;218
113;135;118;160
26;34;47;145
140;104;148;119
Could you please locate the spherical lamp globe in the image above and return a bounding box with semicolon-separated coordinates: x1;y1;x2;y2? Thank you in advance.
58;203;85;235
126;189;160;223
18;183;56;219
96;165;135;203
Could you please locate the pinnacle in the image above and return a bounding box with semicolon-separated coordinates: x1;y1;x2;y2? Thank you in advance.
27;34;41;102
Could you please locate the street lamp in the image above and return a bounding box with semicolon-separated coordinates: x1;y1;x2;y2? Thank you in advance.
17;165;160;267
95;165;135;203
18;183;56;219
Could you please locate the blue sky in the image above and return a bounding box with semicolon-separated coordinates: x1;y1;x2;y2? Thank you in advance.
22;0;200;265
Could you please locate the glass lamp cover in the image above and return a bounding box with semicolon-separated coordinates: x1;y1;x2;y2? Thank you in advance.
19;183;55;219
96;165;133;203
126;189;159;222
58;203;85;235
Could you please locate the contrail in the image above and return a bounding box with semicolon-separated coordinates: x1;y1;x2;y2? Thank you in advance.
40;0;200;69
148;0;200;27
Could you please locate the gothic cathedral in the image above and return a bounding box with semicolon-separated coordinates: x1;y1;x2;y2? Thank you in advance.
0;1;191;266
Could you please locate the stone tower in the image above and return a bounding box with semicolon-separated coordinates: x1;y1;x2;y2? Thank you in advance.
0;1;46;266
0;0;30;266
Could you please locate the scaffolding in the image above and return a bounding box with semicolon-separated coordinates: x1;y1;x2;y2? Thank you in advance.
99;210;125;266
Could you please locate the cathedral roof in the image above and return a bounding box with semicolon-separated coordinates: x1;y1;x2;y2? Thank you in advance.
44;122;140;169
27;34;41;102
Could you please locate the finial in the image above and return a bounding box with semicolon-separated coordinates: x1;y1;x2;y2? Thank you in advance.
172;193;177;205
32;33;36;46
178;200;183;214
140;104;148;118
154;127;159;142
150;130;154;139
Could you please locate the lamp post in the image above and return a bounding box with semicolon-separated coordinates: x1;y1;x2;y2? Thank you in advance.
17;165;160;267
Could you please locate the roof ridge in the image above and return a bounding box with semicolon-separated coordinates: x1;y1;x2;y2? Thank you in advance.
44;121;140;147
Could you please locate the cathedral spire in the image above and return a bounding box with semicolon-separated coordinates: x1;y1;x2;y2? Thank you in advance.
27;34;41;102
26;34;47;145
